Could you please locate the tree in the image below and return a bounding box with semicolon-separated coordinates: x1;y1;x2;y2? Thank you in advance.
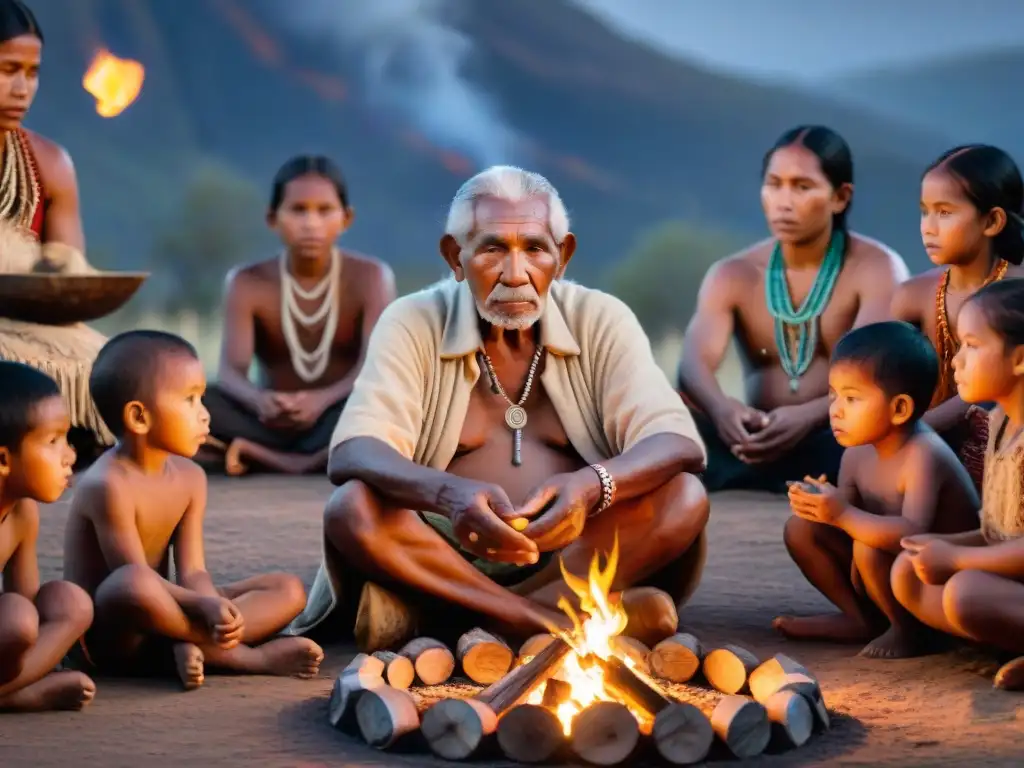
149;162;269;315
604;220;740;337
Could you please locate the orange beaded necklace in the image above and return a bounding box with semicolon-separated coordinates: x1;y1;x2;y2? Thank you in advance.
932;257;1009;405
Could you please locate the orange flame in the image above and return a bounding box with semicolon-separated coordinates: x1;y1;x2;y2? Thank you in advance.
524;533;651;734
83;49;145;118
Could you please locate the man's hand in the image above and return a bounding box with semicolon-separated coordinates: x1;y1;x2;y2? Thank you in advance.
276;390;332;430
196;596;245;649
903;539;959;585
737;404;815;463
437;480;539;565
787;475;845;525
513;471;602;553
256;391;288;425
900;533;939;551
710;398;769;450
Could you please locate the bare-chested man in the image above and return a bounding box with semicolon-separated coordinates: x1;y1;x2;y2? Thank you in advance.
678;126;909;494
203;156;396;476
289;166;710;649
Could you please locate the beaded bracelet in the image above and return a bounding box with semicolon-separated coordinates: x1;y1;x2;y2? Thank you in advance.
588;463;617;517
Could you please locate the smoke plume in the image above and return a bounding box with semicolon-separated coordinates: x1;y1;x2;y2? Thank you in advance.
278;0;517;167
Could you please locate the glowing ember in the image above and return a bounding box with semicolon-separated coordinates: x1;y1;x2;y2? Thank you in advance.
82;49;145;118
524;534;652;734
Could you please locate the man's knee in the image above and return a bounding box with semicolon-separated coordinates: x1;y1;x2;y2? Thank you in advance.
324;480;383;550
653;472;709;543
36;580;94;634
0;592;39;651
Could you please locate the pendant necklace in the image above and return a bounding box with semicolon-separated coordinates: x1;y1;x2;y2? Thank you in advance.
479;346;545;467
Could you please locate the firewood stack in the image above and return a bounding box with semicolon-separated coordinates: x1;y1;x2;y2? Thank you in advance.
329;629;832;765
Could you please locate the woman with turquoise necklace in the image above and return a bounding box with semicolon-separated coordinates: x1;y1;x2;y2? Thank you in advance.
679;125;909;493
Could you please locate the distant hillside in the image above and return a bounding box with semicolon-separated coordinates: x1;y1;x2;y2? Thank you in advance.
830;47;1024;161
24;0;949;285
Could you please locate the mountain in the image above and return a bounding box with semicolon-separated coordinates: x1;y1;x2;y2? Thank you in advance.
24;0;950;290
829;47;1024;161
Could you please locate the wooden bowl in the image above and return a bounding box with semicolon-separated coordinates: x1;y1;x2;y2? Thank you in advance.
0;272;149;325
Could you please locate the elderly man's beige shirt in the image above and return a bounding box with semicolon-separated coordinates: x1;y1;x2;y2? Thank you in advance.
288;277;705;635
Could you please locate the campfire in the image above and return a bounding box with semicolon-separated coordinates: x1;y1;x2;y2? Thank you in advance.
329;537;831;765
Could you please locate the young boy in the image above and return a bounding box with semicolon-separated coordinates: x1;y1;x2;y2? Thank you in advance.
774;321;980;658
0;362;95;712
63;331;322;690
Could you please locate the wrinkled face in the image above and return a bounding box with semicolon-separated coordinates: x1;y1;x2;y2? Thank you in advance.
828;362;910;447
1;396;75;503
953;300;1022;404
0;34;40;130
919;169;999;267
130;355;210;458
443;196;575;330
761;145;849;244
269;174;350;261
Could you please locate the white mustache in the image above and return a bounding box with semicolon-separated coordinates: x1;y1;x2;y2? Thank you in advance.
486;285;539;304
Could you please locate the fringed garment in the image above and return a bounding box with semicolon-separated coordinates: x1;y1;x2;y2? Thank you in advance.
0;129;112;445
933;261;1009;492
982;408;1024;542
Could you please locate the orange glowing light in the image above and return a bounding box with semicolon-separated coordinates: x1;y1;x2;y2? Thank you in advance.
82;49;145;118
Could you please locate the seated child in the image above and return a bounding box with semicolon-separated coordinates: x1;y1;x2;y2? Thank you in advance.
894;279;1024;689
63;331;323;690
0;362;95;712
775;321;980;658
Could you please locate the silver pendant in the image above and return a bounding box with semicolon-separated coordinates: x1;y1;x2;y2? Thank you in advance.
789;378;799;393
505;405;527;430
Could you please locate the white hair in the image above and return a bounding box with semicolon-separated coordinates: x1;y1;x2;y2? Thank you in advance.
444;165;570;245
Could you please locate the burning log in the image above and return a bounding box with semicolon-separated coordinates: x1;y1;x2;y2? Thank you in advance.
710;695;771;759
518;633;555;663
371;651;414;690
570;701;640;766
456;628;513;684
496;703;565;764
649;632;704;683
702;644;760;694
355;686;420;749
609;635;652;676
541;678;572;708
749;653;812;703
621;587;679;647
398;637;455;686
765;688;813;748
422;637;571;760
327;653;385;732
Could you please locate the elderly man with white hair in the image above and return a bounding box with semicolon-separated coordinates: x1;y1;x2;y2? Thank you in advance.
289;166;710;649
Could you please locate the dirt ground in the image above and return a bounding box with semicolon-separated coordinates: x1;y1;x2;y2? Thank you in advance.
1;476;1021;767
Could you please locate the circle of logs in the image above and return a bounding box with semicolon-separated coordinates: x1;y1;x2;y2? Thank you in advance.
328;628;832;765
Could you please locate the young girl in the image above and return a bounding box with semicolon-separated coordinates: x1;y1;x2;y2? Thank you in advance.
893;278;1024;689
892;145;1024;491
201;155;395;476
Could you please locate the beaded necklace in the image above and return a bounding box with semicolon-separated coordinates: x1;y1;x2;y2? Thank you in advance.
0;128;40;235
933;257;1008;405
765;231;844;392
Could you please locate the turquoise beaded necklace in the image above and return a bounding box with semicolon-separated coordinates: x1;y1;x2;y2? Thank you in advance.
764;231;844;392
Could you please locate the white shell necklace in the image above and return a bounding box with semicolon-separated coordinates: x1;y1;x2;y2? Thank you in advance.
279;248;340;383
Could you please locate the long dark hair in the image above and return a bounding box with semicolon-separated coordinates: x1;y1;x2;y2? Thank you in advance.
269;155;348;212
0;0;42;45
963;278;1024;348
925;144;1024;266
762;125;854;235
